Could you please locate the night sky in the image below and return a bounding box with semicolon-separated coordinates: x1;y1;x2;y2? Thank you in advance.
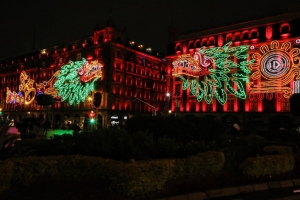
1;0;300;60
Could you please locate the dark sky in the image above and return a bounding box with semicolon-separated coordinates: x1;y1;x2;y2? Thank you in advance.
1;0;300;60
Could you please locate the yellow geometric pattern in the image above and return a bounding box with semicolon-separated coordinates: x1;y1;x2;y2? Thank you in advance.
249;40;300;98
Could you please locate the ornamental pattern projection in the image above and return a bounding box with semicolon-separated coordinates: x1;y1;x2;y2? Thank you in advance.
172;42;253;105
6;58;103;105
249;40;300;100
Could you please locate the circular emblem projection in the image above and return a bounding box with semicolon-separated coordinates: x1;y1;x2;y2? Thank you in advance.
260;51;290;79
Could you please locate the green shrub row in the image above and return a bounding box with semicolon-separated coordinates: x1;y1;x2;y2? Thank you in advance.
240;154;294;177
0;151;224;197
263;145;293;155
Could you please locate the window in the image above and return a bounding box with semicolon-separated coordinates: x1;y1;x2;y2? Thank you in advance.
116;63;121;69
145;80;152;88
206;103;213;112
116;74;121;82
281;98;290;112
227;99;234;112
116;50;121;58
115;87;120;95
175;84;181;95
249;100;258;112
190;100;196;112
136;79;142;87
127;77;132;84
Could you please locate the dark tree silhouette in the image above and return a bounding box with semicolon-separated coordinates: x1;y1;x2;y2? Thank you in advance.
36;94;55;135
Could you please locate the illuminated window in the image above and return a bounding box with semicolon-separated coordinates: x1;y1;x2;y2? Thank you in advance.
116;63;121;69
281;98;290;112
227;99;234;112
249;100;258;112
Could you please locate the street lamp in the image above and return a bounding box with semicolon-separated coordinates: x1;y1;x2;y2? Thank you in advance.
132;96;156;116
166;91;179;117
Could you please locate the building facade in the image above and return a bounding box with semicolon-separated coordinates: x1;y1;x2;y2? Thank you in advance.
166;11;300;124
0;17;167;128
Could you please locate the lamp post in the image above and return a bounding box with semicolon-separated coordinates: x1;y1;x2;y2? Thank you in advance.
132;96;156;116
166;91;179;117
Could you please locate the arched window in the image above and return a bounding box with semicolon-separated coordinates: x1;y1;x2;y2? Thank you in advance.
188;40;194;49
201;38;208;46
234;32;241;41
280;23;291;34
250;28;259;39
226;33;233;42
208;36;215;46
242;30;250;40
175;43;182;52
195;40;201;48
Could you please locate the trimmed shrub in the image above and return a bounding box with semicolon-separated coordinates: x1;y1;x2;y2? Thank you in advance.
173;151;225;179
0;151;225;197
263;145;293;155
240;155;294;177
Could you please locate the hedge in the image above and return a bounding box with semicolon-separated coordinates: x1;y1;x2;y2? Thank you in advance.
240;155;294;177
0;151;224;197
263;145;293;155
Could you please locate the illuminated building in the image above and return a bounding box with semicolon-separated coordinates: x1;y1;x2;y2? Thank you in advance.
0;16;167;128
166;11;300;123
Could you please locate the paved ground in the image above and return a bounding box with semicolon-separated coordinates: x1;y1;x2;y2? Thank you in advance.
155;179;300;200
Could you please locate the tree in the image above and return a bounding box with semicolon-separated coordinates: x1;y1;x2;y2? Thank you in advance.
36;94;55;135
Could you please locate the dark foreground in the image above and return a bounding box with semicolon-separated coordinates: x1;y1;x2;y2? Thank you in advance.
2;168;300;200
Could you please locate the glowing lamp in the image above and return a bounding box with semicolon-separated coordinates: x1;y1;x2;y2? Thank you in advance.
89;111;95;118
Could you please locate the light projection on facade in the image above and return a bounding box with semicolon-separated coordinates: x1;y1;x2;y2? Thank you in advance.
249;40;300;99
6;58;103;105
172;42;253;105
53;59;102;105
6;71;36;104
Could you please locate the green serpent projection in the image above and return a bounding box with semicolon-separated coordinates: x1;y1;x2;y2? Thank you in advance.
172;42;254;105
52;58;102;105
